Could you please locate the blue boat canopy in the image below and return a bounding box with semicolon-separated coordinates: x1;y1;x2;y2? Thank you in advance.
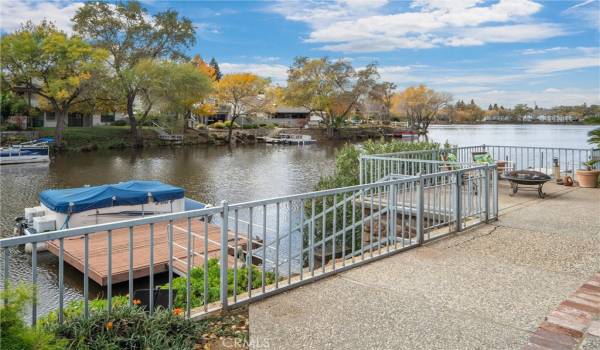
39;180;184;214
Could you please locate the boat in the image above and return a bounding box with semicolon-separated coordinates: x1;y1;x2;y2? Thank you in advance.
15;180;208;252
392;130;418;140
0;138;52;165
262;134;316;145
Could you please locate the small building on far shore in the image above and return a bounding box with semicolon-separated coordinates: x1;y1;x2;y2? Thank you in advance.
269;106;311;127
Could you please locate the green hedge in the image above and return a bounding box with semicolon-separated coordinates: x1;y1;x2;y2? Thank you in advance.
166;258;276;309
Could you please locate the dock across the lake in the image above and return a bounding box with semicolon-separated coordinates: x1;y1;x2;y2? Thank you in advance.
46;218;251;286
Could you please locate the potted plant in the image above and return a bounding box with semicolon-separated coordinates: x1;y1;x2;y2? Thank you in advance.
576;160;600;188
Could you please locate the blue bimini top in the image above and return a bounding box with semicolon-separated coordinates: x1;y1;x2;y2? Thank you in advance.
39;180;184;214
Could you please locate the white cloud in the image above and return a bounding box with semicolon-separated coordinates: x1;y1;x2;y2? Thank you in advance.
471;87;600;107
253;56;281;62
0;0;84;33
194;23;220;35
520;47;569;55
272;0;566;52
454;23;565;44
220;63;289;84
374;62;599;107
527;56;600;73
562;0;599;28
378;65;412;74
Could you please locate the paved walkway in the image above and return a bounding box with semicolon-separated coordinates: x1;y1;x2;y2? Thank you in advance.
249;183;600;349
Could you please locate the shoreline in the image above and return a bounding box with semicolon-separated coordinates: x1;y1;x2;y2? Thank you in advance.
0;122;593;153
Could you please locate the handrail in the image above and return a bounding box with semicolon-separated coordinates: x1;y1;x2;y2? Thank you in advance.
1;155;499;325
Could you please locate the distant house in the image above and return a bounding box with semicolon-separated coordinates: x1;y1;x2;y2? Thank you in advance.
8;83;128;128
269;106;311;127
42;111;128;127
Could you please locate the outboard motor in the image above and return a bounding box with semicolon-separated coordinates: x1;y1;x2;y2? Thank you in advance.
14;216;27;235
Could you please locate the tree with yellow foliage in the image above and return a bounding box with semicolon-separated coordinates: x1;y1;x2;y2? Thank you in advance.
215;73;269;143
0;21;108;146
191;55;217;82
285;57;379;135
392;84;451;135
133;59;212;132
190;55;218;121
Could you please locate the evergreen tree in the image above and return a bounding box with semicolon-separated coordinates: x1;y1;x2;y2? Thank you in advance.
493;103;498;110
209;57;222;81
488;104;493;110
470;99;475;105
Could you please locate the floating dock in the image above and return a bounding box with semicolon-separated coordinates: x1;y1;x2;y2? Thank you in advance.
46;218;250;286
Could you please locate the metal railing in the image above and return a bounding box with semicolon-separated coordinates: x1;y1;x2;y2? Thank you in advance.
0;161;497;324
363;145;599;180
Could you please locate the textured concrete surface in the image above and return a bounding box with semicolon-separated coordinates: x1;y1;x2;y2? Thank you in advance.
249;184;600;349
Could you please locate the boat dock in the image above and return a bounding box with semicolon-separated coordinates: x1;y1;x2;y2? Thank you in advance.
258;133;316;145
45;218;252;286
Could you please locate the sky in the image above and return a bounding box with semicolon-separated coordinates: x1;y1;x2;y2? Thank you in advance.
1;0;599;108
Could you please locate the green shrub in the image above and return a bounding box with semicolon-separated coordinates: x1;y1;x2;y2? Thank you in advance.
0;285;66;350
45;304;199;350
39;296;129;327
165;259;276;309
241;124;258;129
110;119;127;126
210;121;225;129
223;120;239;129
304;140;440;264
315;139;440;190
258;123;277;128
3;123;22;131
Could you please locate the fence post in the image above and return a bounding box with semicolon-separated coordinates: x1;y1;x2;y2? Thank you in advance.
493;165;499;220
359;156;364;184
220;201;229;310
389;182;397;249
416;173;424;245
484;164;489;223
455;170;462;232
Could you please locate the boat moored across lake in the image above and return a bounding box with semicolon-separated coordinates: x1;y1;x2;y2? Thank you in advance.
0;138;52;165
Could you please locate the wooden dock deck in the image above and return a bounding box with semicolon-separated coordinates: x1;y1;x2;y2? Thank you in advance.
46;218;250;286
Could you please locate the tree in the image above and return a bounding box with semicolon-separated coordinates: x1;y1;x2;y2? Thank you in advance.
73;0;195;146
209;58;222;81
0;91;28;122
392;84;451;134
133;59;212;132
0;21;107;145
369;82;396;122
513;103;533;123
192;55;217;82
285;57;379;135
215;73;269;143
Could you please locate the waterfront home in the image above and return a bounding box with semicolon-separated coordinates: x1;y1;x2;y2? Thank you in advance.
269;106;311;127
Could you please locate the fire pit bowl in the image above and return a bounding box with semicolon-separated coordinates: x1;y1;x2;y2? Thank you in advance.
504;170;551;198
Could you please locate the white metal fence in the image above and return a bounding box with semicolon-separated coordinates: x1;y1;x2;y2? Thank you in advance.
1;158;498;324
363;145;599;180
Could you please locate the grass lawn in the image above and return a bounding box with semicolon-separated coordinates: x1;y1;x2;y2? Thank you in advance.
35;126;158;150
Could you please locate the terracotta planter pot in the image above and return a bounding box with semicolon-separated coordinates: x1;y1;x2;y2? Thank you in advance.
575;170;600;188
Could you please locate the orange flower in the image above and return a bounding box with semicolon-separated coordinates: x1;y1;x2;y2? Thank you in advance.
105;321;113;330
133;299;141;305
173;307;184;316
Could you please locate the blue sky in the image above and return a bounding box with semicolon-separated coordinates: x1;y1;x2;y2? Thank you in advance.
1;0;599;107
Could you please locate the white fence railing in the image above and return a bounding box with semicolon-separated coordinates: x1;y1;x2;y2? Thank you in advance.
1;159;497;324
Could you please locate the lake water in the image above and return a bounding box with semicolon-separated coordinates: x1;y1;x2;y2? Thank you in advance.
428;124;595;149
0;124;595;316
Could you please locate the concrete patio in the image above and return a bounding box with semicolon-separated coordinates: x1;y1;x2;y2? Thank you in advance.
249;182;600;349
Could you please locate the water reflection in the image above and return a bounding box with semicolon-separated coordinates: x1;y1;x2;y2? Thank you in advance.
0;143;341;316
